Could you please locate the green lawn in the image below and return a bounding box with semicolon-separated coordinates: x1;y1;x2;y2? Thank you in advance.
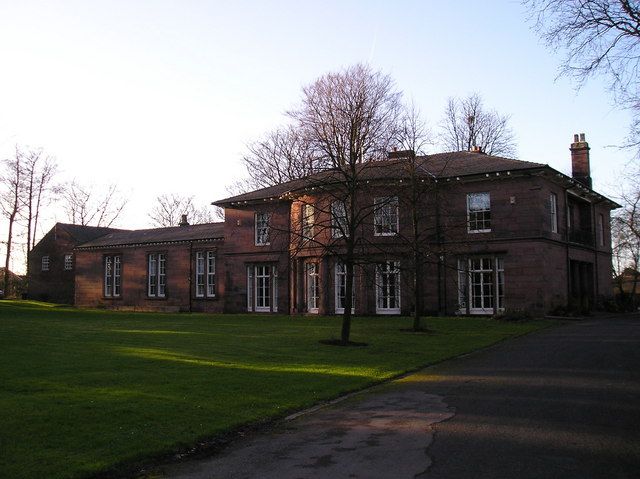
0;301;554;479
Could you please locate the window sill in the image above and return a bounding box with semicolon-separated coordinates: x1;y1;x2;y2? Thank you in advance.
468;229;491;234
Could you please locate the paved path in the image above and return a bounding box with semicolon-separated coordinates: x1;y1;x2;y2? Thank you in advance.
160;316;640;479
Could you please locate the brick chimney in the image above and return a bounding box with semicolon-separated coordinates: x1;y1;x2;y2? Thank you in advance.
570;133;591;188
388;149;415;160
179;214;189;227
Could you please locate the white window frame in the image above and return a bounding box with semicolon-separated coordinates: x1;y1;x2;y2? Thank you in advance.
457;257;504;314
306;262;319;313
196;252;205;297
374;196;399;236
255;265;271;311
331;201;348;238
255;212;270;246
247;264;278;312
207;252;216;297
195;251;216;298
158;254;166;297
64;254;73;271
147;253;166;298
376;261;401;314
104;255;121;298
335;261;355;314
41;255;50;272
467;192;491;233
550;192;558;233
302;203;314;242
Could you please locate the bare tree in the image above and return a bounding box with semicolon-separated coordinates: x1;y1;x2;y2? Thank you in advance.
62;180;126;227
1;148;24;294
394;106;436;331
439;93;517;157
288;63;404;344
525;0;640;148
148;193;222;227
241;126;318;189
21;148;58;252
612;174;640;308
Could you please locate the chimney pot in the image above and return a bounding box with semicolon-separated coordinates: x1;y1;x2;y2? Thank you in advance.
573;134;579;142
179;214;189;227
579;132;586;142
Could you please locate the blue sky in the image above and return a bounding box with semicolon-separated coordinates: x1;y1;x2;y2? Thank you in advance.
0;0;632;270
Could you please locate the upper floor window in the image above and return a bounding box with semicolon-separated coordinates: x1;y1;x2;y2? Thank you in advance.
148;253;166;298
467;192;491;233
64;254;73;271
331;201;348;238
195;251;216;298
104;255;121;298
255;212;270;245
302;204;314;241
41;255;50;271
374;196;399;236
550;193;558;233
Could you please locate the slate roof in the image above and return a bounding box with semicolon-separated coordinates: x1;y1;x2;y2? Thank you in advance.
56;223;124;244
76;222;224;249
213;151;547;205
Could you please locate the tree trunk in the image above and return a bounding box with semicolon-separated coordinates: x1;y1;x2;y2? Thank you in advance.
412;249;422;331
4;213;15;295
341;256;354;344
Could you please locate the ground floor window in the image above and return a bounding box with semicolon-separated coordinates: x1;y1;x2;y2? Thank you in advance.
335;261;355;314
305;262;319;313
247;264;278;312
104;255;121;298
458;257;504;314
376;261;400;314
195;251;216;297
148;253;166;298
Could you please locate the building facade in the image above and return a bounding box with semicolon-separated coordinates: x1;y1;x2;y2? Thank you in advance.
214;134;617;316
33;136;618;316
74;222;224;312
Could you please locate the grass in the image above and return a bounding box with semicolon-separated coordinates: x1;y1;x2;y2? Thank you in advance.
0;300;555;479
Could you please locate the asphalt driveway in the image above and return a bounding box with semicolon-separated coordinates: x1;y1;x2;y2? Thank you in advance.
160;315;640;479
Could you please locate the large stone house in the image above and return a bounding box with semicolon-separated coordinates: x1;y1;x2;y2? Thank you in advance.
214;134;618;316
30;135;619;315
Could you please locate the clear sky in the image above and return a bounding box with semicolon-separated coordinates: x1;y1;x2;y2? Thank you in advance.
0;0;633;272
